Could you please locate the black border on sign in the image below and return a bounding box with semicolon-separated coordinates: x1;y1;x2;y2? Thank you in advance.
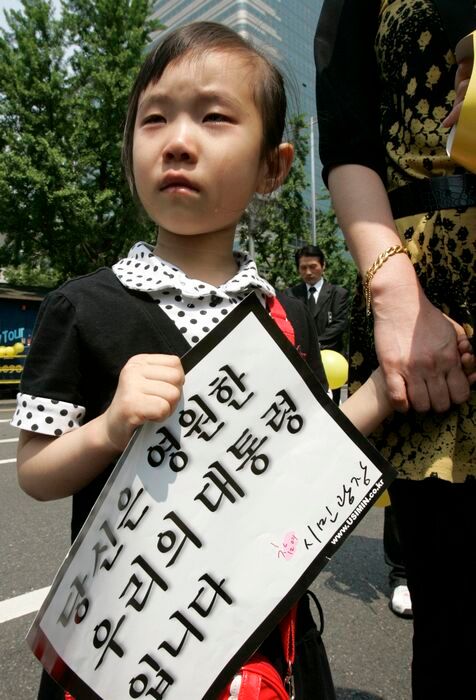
27;293;396;699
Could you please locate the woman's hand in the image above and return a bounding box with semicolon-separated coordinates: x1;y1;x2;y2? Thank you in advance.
104;354;185;452
372;287;470;413
443;55;473;129
327;164;471;414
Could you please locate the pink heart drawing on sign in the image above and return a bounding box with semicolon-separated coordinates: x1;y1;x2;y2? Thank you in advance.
271;531;298;560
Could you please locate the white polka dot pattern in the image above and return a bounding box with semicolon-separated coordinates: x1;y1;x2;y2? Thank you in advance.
11;242;274;438
12;392;86;436
148;289;264;347
112;242;273;347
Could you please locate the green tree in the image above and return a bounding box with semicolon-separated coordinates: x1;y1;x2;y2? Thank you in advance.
239;114;311;289
60;0;161;275
3;261;61;287
239;114;356;292
0;0;160;280
0;0;70;274
315;196;357;293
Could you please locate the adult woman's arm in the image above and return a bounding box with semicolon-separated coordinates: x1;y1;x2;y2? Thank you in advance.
316;0;470;413
328;164;470;413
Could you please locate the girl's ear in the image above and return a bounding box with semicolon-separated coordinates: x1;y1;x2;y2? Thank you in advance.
256;143;294;194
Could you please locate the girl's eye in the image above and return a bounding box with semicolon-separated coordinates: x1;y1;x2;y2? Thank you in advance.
203;113;230;123
142;114;166;125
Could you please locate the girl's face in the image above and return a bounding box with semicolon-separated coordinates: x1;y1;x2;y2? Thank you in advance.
132;50;270;240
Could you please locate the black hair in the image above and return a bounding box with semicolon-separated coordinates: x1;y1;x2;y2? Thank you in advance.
122;21;287;198
294;245;326;268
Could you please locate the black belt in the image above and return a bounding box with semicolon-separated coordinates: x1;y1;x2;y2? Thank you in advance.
388;173;476;220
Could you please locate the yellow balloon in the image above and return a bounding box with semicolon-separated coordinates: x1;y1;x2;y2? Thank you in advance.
4;346;15;357
374;490;391;508
320;349;349;390
13;342;25;355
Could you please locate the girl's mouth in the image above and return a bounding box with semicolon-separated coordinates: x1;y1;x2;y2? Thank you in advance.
160;174;199;192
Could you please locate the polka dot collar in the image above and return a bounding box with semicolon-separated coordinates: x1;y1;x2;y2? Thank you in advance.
112;242;275;300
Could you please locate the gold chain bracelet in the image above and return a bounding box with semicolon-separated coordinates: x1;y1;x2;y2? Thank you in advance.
363;245;409;316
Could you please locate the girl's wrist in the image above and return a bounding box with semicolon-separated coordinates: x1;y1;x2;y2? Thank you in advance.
89;413;128;458
340;367;393;435
368;368;393;419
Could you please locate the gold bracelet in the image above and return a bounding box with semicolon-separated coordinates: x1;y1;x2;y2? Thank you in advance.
363;245;408;316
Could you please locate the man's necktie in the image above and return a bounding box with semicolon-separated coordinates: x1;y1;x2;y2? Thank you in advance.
308;286;317;314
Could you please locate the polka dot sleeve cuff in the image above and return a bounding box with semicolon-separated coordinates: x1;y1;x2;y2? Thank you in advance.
11;393;86;436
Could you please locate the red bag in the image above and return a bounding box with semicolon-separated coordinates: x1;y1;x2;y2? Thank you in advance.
219;655;290;700
217;606;296;700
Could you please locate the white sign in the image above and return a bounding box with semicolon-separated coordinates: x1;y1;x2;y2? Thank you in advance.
28;295;394;700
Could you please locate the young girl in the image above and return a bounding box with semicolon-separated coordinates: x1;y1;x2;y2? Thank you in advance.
13;21;474;700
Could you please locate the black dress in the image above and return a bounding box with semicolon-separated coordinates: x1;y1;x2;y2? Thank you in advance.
20;268;332;700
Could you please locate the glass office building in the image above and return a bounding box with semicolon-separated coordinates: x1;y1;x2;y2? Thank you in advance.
150;0;324;198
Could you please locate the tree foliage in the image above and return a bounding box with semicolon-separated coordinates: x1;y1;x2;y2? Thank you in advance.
315;195;357;294
239;114;310;289
0;6;355;291
0;0;69;269
3;261;61;287
0;0;160;282
239;114;356;292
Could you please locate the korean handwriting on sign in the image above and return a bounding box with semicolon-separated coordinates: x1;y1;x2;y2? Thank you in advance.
128;573;234;698
147;427;188;472
193;387;305;513
194;461;246;512
58;485;151;628
304;461;372;547
227;428;269;474
88;507;205;672
156;511;202;568
178;394;224;441
90;554;169;671
148;363;257;469
260;389;304;434
53;364;308;694
208;365;254;410
59;505;204;673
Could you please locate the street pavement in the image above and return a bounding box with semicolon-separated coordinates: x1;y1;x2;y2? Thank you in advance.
0;398;412;699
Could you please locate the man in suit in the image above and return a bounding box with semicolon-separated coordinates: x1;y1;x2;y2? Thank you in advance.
286;245;350;402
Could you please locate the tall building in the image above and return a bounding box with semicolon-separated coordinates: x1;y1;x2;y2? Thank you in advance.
150;0;324;202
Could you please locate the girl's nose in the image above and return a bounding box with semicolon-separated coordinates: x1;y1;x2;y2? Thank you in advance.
163;127;197;163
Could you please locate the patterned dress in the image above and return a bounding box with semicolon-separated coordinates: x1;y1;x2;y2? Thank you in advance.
348;0;475;482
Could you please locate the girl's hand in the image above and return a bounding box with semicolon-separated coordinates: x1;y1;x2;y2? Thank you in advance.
104;354;185;452
457;334;476;385
445;315;476;385
442;56;472;129
17;355;185;502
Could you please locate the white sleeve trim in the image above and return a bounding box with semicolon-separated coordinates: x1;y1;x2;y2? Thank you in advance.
11;392;86;436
